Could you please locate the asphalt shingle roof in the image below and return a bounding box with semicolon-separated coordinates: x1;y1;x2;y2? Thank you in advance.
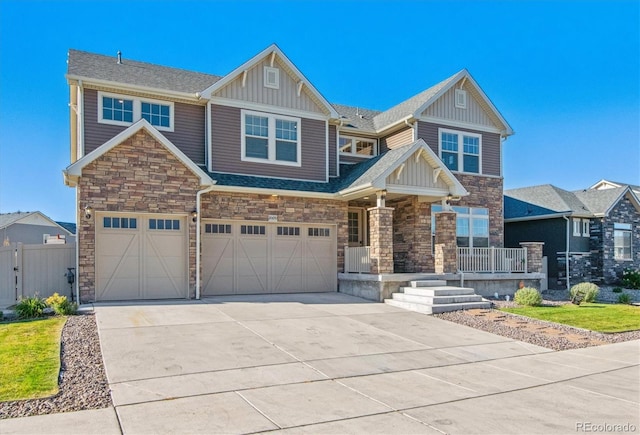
331;104;380;133
573;186;627;215
0;212;34;229
67;49;222;94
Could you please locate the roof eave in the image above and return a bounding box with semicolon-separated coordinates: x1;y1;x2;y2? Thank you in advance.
65;74;206;103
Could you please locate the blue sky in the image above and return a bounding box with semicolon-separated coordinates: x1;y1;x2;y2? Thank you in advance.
0;0;638;223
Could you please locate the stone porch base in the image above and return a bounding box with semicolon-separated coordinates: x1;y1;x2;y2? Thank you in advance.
338;272;546;302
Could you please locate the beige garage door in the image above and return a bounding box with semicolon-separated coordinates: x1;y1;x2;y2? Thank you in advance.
202;221;336;295
95;214;188;301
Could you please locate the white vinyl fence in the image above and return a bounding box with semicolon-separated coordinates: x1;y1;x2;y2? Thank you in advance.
344;246;371;273
0;243;76;308
457;247;527;273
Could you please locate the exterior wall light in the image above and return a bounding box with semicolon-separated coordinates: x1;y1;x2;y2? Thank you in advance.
191;209;198;222
84;206;93;220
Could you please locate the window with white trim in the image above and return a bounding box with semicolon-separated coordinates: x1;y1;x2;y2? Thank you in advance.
439;129;481;174
241;110;301;166
614;223;632;260
582;219;590;237
98;91;174;131
432;205;489;248
103;216;137;229
149;219;180;231
573;219;582;237
339;135;377;157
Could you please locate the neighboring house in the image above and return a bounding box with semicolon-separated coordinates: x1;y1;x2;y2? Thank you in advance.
63;44;515;303
505;183;640;288
0;211;76;245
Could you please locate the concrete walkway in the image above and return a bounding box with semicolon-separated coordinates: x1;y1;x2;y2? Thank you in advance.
1;293;638;434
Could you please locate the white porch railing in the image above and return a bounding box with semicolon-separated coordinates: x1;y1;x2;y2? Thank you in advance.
344;246;371;273
457;247;527;273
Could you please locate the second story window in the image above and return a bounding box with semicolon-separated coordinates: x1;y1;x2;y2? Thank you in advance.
439;128;481;174
98;91;174;131
241;110;301;166
339;135;377;157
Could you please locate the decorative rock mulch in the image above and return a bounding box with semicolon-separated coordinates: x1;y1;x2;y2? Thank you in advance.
0;313;112;420
435;300;640;351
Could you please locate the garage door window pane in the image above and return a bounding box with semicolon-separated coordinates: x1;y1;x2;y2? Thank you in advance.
149;219;156;230
173;220;180;230
121;218;129;229
112;218;120;229
104;217;111;228
241;225;266;235
130;218;137;229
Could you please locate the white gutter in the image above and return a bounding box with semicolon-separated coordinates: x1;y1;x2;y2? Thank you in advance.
562;215;570;291
195;185;216;300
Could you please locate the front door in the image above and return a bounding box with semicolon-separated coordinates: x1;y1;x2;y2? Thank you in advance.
348;208;366;247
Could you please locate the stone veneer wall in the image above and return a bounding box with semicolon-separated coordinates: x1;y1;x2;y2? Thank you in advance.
591;197;640;284
389;197;433;273
368;207;394;273
201;192;348;271
454;174;504;247
434;212;457;274
77;129;202;303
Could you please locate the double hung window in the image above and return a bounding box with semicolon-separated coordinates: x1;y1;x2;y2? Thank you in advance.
439;129;481;174
242;110;301;166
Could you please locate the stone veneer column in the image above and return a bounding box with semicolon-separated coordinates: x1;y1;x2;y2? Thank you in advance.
434;211;457;274
368;206;394;274
520;242;544;273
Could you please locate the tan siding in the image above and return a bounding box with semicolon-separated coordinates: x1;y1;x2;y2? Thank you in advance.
421;82;499;129
381;127;414;152
214;58;326;114
416;121;501;177
328;124;337;177
386;151;449;190
210;104;327;181
83;89;206;164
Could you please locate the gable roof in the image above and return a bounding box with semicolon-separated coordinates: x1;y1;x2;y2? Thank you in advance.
574;186;640;216
0;211;74;235
64;119;213;187
67;49;221;97
56;221;77;235
589;179;640;194
201;44;339;118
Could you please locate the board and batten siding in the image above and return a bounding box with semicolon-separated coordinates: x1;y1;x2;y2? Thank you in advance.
416;121;501;177
381;127;414;153
210;104;327;181
421;83;499;129
386;150;449;190
214;57;327;115
83;89;206;165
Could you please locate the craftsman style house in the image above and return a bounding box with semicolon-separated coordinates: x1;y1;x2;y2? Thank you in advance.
64;45;515;303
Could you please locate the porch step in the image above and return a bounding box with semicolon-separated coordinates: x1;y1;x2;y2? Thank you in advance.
403;286;476;297
392;293;483;305
385;299;491;315
385;280;490;315
409;280;447;287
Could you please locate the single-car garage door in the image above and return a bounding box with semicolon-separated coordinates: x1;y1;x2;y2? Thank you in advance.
95;213;188;301
202;221;336;295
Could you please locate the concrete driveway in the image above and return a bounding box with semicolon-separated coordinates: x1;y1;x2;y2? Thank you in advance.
2;293;639;434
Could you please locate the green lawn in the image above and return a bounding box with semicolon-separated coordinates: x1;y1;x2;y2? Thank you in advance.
501;303;640;333
0;316;66;401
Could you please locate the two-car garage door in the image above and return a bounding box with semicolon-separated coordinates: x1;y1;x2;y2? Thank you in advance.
95;214;188;301
202;220;337;295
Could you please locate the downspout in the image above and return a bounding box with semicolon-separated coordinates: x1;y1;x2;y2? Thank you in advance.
195;185;216;299
562;215;570;291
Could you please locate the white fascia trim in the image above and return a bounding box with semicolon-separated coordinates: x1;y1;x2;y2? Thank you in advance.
65;74;204;103
375;139;468;197
604;188;640;216
64;119;213;186
420;116;504;134
201;44;339;119
210;184;337;200
412;70;514;136
210;96;329;121
386;185;451;196
504;212;572;223
589;179;621;190
338;183;374;196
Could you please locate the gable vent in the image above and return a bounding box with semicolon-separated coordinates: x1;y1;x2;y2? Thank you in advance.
264;66;280;89
455;88;467;109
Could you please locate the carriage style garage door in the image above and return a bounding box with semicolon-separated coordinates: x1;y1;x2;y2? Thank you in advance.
95;214;188;301
202;221;337;295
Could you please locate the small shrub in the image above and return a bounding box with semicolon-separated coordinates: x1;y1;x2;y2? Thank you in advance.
45;292;78;316
15;295;47;319
622;269;640;289
570;282;599;303
617;293;632;305
514;287;542;306
612;287;623;293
